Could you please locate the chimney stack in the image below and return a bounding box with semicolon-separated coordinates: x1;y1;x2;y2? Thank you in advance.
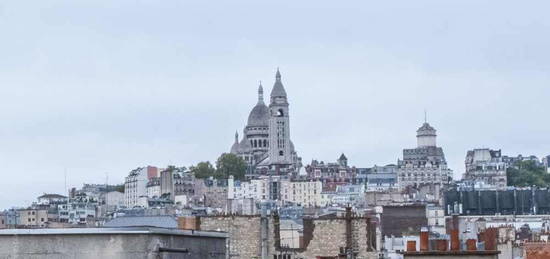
436;239;448;251
483;228;498;251
178;216;201;230
420;227;429;251
466;239;477;251
407;240;417;252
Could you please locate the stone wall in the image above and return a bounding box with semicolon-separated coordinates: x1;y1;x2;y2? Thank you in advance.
299;219;347;258
200;215;377;259
201;216;263;258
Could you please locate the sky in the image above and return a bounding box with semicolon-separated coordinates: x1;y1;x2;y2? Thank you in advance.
0;0;549;208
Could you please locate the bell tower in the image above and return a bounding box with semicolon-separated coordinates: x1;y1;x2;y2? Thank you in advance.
268;68;292;166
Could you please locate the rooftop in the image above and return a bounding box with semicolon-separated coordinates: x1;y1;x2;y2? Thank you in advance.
0;227;228;239
104;215;178;228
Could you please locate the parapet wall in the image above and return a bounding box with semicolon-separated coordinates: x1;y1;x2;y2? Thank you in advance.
0;232;226;259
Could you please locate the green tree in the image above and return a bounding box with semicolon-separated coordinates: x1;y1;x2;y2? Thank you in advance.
113;184;125;193
190;161;216;179
215;153;247;180
507;160;550;187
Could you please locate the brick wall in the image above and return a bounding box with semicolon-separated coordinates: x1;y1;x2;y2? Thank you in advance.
524;242;550;259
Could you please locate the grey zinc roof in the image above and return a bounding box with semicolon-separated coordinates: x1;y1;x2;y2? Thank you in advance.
417;122;436;133
339;153;347;161
104;216;178;229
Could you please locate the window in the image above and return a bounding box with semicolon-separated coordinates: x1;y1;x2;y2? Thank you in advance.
279;151;284;156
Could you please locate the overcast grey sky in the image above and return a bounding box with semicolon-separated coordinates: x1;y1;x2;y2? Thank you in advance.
1;0;549;208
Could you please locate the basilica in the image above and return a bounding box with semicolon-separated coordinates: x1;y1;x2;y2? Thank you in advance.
229;69;302;175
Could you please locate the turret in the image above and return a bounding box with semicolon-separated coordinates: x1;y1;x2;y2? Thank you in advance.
416;122;437;147
258;82;264;104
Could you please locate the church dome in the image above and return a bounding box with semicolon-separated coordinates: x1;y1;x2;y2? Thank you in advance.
247;103;269;127
239;137;252;152
230;141;240;154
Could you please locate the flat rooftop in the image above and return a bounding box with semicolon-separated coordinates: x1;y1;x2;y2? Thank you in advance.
0;227;228;239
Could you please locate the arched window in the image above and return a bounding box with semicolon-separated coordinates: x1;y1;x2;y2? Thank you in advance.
279;151;284;156
263;139;267;147
253;139;257;147
277;109;284;117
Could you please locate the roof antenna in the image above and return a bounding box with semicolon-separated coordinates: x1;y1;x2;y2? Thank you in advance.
424;109;427;123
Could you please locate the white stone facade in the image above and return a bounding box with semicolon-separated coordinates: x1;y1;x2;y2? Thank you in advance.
19;209;48;227
464;148;508;188
397;122;452;189
426;205;446;234
147;183;161;198
124;167;149;207
229;176;270;201
230;69;302;175
280;180;322;207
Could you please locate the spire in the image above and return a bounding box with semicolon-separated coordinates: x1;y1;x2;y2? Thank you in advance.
234;131;239;143
270;67;287;98
258;81;264;103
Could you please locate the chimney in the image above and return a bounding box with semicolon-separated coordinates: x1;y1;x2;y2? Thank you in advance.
450;229;459;250
178;216;201;230
420;227;429;251
407;240;417;252
436;239;448;251
449;214;460;251
478;231;486;251
452;214;459;231
484;228;497;251
466;239;477;251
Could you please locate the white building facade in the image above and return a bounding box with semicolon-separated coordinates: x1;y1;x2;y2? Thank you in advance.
124;167;149;207
463;148;508;188
280;180;322;207
397;121;452;190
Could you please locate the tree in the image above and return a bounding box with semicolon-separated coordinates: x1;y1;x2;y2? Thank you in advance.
507;160;550;187
190;161;216;179
215;153;247;180
113;184;125;193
